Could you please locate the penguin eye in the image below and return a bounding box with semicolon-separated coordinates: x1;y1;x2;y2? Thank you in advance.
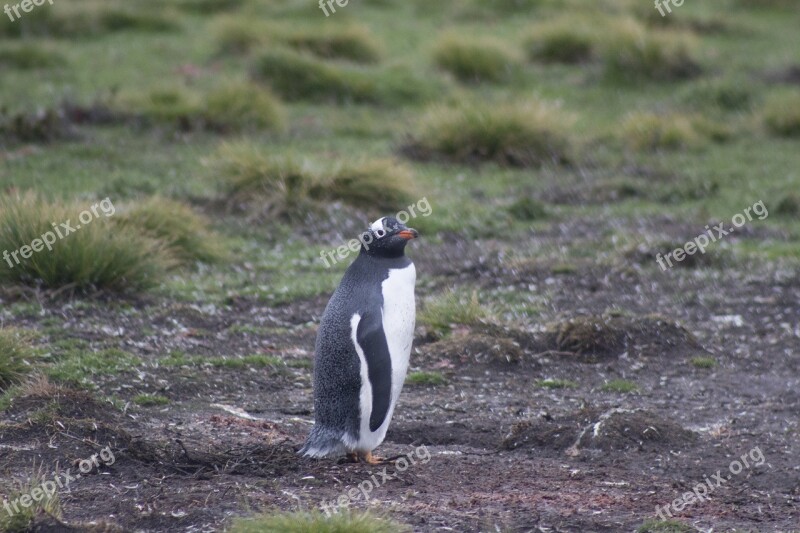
375;228;386;238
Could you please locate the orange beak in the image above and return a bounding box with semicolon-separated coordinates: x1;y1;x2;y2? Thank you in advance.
397;228;419;240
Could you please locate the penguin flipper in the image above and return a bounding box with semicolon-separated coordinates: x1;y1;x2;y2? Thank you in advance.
356;311;392;433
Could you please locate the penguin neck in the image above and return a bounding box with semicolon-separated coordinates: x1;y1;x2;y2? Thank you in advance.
357;248;411;269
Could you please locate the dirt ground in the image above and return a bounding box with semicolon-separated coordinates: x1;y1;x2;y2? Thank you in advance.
1;224;799;532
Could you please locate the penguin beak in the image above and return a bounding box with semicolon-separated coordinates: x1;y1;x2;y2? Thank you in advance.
397;228;419;240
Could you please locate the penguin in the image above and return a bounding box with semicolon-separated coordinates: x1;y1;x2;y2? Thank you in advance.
300;216;418;463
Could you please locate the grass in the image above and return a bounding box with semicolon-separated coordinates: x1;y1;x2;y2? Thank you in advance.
0;43;66;69
0;329;38;391
284;25;384;63
0;465;62;533
0;194;170;292
601;379;639;393
601;20;702;82
229;510;408;533
690;356;716;369
405;371;447;386
251;48;438;105
620;112;705;152
432;33;519;83
764;89;800;137
524;17;596;64
537;378;578;389
215;142;417;215
133;393;170;406
204;82;286;132
115;196;228;266
48;348;140;386
406;99;573;167
418;289;488;335
206;354;284;369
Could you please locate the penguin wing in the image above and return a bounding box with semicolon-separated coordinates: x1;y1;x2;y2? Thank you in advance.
356;311;392;432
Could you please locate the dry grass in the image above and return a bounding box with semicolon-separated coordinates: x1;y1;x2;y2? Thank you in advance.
405;99;574;167
432;33;519;82
764;89;800;137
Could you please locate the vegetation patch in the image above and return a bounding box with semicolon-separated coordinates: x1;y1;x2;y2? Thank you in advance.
284;25;383;63
432;33;519;82
215;142;416;216
115;197;228;266
764;90;800;137
0;43;66;70
133;393;170;407
601;20;702;81
406;371;447;386
403;99;573;167
690;356;716;369
251;48;438;105
0;194;170;293
418;289;489;337
601;379;638;393
620;112;724;152
0;329;39;392
524;17;596;64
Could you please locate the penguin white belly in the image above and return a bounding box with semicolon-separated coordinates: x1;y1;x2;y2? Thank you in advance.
351;264;416;451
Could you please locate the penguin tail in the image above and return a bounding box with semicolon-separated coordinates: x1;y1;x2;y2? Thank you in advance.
299;425;349;458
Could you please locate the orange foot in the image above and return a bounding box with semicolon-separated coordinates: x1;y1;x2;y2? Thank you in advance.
346;452;360;463
362;451;384;464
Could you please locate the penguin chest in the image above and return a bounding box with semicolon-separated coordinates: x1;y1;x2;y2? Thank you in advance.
380;264;416;403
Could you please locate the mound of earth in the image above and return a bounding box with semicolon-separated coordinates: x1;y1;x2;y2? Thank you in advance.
542;314;702;362
501;407;695;455
420;333;527;365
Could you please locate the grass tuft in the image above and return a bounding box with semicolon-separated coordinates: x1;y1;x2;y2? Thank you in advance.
229;510;408;533
115;197;228;266
601;379;638;393
0;465;62;532
432;33;519;82
0;43;66;70
601;20;702;81
133;393;170;406
215;142;416;215
0;329;38;392
419;289;488;336
524;18;595;64
204;82;286;132
405;100;573;167
0;194;170;292
620;112;709;152
406;371;447;386
764;89;800;137
251;48;437;105
285;25;383;63
637;519;693;533
690;356;716;369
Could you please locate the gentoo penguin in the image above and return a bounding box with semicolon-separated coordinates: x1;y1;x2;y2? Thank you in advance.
300;216;418;463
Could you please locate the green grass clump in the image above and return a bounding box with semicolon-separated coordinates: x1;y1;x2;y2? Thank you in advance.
764;90;800;137
207;355;283;369
0;5;179;39
677;77;755;112
537;378;578;389
0;329;38;391
251;48;436;105
229;510;408;533
419;289;488;335
204;82;286;132
0;43;66;69
49;348;140;385
690;356;716;369
0;194;169;292
601;20;701;81
432;33;518;82
212;16;268;54
175;0;243;14
115;197;227;266
0;466;62;533
620;112;705;152
507;197;547;221
524;18;595;64
406;371;447;386
407;100;573;167
601;379;638;393
216;142;416;215
285;25;383;63
117;85;202;124
776;193;800;218
133;393;170;406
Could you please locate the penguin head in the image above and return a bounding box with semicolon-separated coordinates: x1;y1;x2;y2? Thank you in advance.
360;216;418;258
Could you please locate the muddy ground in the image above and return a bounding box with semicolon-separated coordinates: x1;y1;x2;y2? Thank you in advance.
1;220;799;532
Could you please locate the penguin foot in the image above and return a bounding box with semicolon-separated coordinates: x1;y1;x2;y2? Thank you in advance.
363;451;384;464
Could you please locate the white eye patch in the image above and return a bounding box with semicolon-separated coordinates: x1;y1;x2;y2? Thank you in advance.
370;217;387;238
